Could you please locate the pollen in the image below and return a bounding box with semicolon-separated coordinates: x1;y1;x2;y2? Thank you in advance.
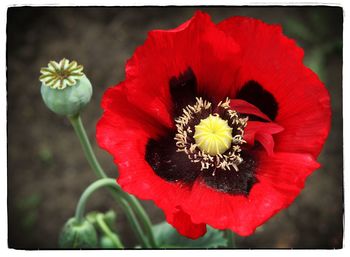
194;114;233;155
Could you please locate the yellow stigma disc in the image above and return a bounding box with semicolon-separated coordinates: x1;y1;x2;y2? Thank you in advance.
39;58;84;90
193;114;233;156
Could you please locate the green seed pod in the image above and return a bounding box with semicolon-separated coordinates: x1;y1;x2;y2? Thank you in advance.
103;210;117;227
39;59;92;117
59;217;98;249
100;235;116;249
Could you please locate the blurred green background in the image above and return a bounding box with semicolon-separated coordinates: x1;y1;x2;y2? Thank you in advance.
7;6;343;249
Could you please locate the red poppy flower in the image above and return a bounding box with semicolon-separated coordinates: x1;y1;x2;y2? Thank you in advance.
96;11;331;239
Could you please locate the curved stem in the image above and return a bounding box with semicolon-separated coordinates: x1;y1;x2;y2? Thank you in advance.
75;178;116;223
74;178;150;247
69;114;157;248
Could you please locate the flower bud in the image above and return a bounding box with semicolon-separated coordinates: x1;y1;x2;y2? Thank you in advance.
59;217;98;249
103;210;117;227
100;235;117;249
39;58;92;117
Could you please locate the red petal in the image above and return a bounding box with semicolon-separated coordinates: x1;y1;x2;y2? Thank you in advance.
218;17;331;158
168;208;207;239
97;13;330;240
125;10;241;120
97;86;204;239
255;133;274;156
230;99;271;121
180;152;320;236
244;121;284;154
100;82;173;134
96;12;242;238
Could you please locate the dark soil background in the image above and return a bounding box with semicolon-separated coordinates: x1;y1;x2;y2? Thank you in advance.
7;6;343;249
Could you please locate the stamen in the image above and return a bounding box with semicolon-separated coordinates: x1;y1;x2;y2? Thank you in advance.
174;97;248;173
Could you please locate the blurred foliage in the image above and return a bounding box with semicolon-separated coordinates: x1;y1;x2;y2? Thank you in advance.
283;10;342;82
38;144;53;166
15;193;41;231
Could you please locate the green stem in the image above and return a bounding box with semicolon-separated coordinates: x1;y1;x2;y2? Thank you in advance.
107;188;151;248
225;230;236;248
74;178;149;247
122;193;157;247
75;178;116;223
69;115;107;178
69;114;157;248
96;213;123;248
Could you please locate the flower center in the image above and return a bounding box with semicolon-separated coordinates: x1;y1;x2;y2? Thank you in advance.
174;97;248;172
194;114;233;155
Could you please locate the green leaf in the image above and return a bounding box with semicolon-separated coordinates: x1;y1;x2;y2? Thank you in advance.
153;222;227;248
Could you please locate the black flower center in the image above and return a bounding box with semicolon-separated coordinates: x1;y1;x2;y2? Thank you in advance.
145;68;278;196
